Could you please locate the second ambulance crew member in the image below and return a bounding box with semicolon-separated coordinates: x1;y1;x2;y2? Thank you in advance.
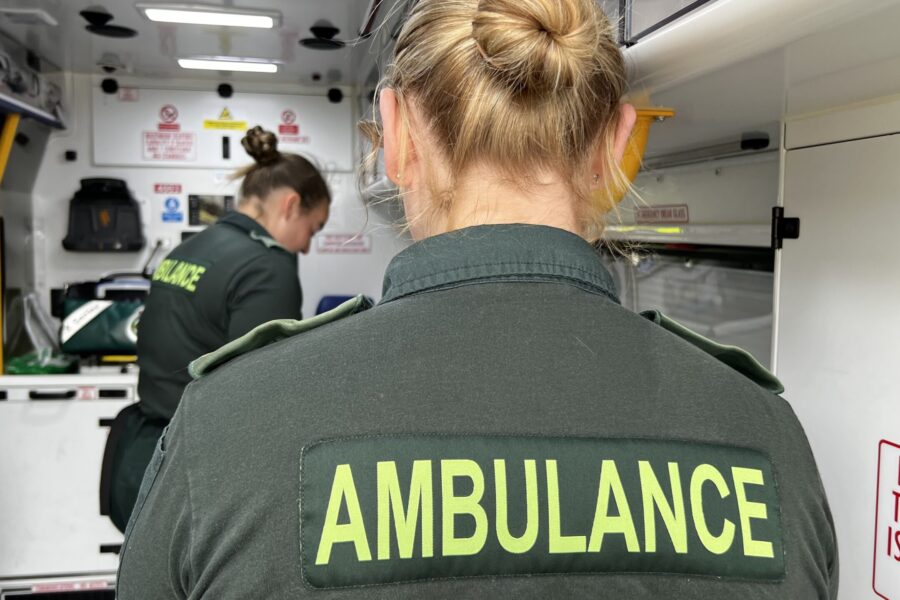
104;126;331;531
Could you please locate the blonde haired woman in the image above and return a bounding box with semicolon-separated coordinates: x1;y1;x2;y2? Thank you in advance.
118;1;836;598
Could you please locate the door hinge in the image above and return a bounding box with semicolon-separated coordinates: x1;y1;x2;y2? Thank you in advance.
771;206;800;249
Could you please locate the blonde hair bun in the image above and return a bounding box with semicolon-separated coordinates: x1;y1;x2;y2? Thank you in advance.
472;0;597;93
242;126;281;165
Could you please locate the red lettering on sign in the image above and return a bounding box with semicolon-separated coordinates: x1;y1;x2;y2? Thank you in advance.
635;204;691;225
143;131;197;161
154;183;183;194
894;490;900;522
279;124;299;135
873;440;900;599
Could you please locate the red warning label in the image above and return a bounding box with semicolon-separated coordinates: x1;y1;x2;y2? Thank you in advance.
158;104;181;131
154;183;182;194
635;204;690;224
160;104;178;123
316;233;372;254
143;131;196;162
278;109;306;142
874;439;900;599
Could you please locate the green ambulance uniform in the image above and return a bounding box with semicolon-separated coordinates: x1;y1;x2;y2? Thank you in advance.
104;212;301;531
117;224;837;598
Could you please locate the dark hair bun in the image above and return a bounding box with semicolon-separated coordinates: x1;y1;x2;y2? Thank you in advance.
242;126;280;165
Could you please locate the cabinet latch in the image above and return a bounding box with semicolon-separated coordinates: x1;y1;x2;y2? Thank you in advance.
772;207;800;249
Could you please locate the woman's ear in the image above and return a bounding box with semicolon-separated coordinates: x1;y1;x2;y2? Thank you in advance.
279;190;301;220
613;104;638;164
380;88;415;187
380;89;401;186
591;104;638;181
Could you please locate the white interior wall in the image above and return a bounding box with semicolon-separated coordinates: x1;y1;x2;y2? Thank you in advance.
618;153;778;226
28;74;409;319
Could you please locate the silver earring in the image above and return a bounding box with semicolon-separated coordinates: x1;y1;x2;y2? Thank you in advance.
592;173;600;185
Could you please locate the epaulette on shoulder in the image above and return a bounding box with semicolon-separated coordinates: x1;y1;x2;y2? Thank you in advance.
189;295;373;379
640;310;784;394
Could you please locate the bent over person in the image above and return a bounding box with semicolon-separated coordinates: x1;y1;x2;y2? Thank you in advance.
103;127;330;532
117;0;837;598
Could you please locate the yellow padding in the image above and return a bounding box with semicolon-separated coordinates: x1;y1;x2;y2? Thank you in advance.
101;355;139;363
602;107;676;205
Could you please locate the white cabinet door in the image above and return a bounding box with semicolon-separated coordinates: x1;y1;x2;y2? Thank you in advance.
0;400;130;579
777;133;900;599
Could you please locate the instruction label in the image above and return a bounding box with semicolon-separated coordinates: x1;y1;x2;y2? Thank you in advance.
162;197;184;223
143;131;197;161
204;106;247;130
316;233;372;254
636;204;690;224
874;440;900;599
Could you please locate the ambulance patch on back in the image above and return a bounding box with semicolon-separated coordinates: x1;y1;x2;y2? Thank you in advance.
152;258;208;293
299;435;784;588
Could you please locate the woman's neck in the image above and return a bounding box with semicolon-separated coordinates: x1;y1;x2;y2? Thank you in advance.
439;166;582;237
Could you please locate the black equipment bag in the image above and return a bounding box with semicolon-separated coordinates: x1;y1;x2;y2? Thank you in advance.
62;178;145;252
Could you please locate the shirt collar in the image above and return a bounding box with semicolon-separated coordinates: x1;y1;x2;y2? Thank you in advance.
380;224;619;304
219;212;286;250
219;211;272;240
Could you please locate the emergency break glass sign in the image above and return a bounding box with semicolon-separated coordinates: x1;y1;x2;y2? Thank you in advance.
874;440;900;599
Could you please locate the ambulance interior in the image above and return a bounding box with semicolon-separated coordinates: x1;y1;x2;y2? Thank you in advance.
0;0;898;597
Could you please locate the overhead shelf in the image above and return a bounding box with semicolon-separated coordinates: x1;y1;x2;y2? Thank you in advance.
625;0;900;95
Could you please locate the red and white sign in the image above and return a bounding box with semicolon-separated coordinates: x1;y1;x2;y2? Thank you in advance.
279;108;300;136
154;183;183;194
77;386;98;401
316;233;372;254
143;131;197;162
635;204;690;224
118;87;139;102
158;104;181;131
874;439;900;599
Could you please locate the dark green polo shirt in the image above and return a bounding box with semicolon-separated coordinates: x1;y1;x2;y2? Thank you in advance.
118;224;836;599
136;212;301;420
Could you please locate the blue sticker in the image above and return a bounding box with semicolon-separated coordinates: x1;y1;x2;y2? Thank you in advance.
163;196;184;223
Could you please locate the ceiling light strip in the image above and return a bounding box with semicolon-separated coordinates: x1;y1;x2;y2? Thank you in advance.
177;59;278;73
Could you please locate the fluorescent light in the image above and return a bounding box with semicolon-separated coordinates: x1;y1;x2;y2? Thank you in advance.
178;58;278;73
137;4;280;28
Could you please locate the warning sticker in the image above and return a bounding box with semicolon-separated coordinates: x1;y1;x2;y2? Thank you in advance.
162;197;184;223
316;233;372;254
204;106;247;130
118;88;139;102
279;109;299;135
143;131;197;161
154;183;182;194
635;204;690;224
874;439;900;599
279;108;309;143
158;104;181;131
